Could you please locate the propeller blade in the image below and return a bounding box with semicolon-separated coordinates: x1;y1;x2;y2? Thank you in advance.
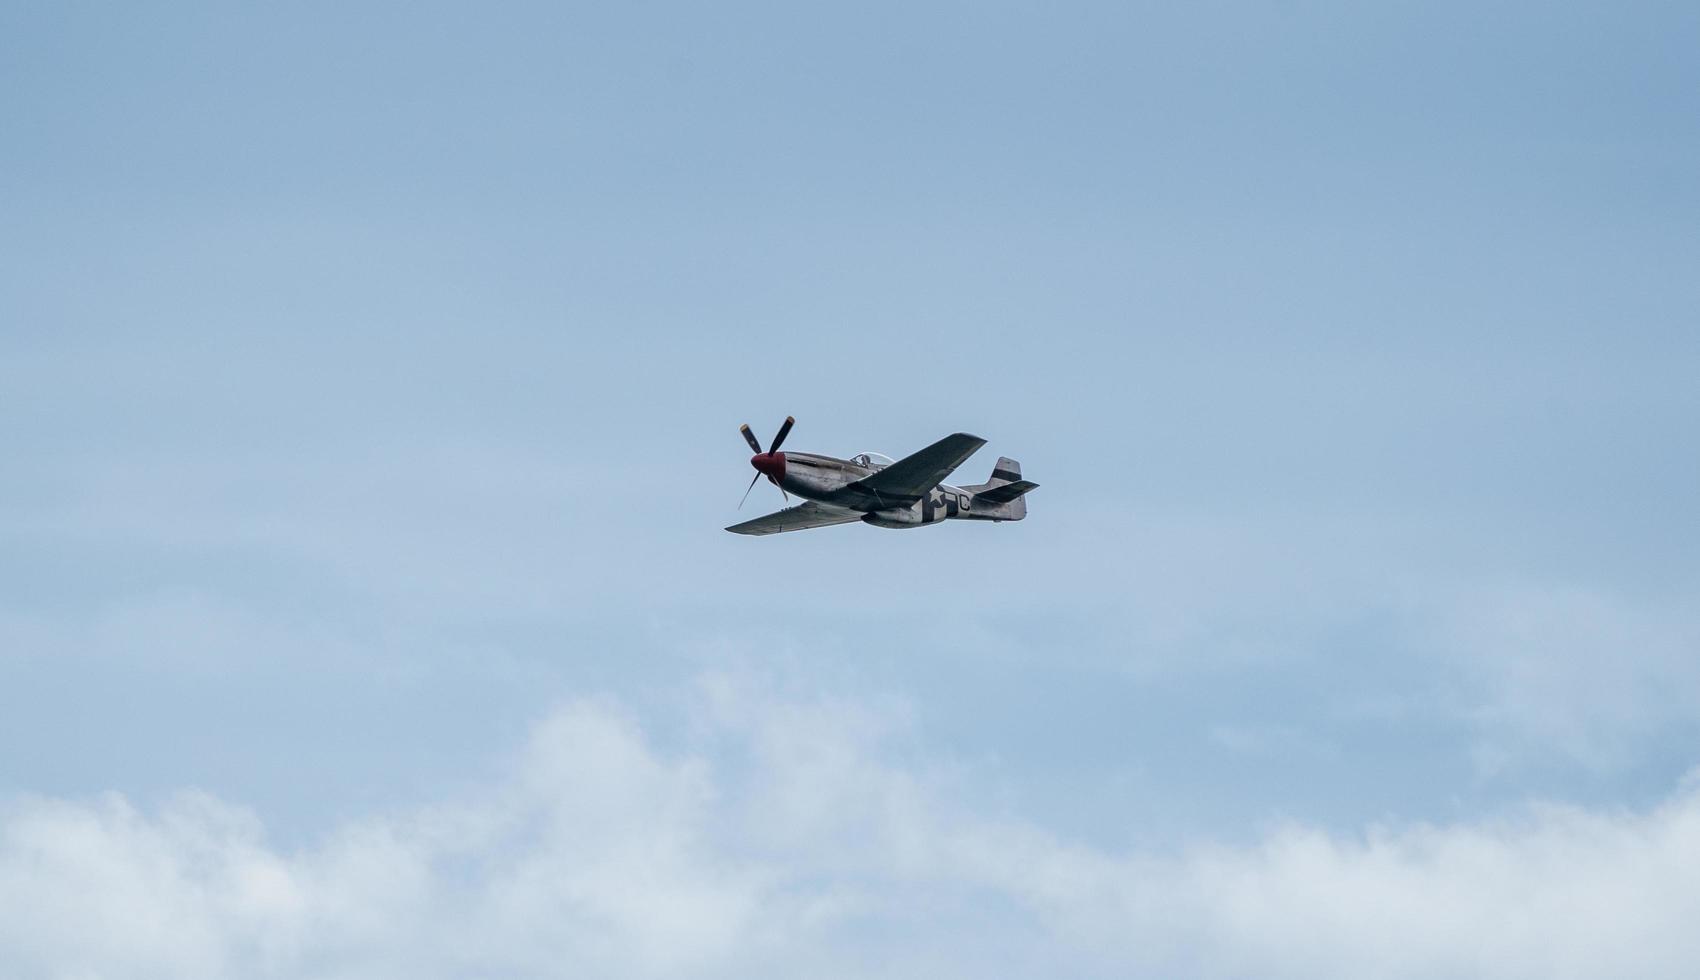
738;471;761;509
768;416;794;454
740;423;762;454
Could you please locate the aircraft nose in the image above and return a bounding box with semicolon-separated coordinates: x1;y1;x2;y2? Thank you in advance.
750;452;786;481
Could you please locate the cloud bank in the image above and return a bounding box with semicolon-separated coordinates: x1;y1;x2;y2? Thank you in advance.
5;674;1699;980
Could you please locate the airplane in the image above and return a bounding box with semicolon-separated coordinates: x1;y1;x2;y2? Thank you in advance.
726;416;1038;536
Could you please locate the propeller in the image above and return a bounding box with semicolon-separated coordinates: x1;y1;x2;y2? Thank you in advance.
737;416;795;508
769;416;793;454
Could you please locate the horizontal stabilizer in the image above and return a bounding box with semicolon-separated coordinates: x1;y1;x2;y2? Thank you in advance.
973;479;1038;505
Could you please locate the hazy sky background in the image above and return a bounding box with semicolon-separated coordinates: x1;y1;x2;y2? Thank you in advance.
3;2;1698;976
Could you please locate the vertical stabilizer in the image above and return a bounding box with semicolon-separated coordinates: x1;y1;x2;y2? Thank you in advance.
986;457;1022;486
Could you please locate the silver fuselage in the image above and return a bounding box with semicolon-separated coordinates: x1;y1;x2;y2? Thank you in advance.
770;451;1010;528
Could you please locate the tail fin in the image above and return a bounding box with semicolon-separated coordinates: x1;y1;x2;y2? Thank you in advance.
962;457;1036;521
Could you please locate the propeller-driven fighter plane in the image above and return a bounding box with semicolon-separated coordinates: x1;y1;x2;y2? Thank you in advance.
727;417;1038;535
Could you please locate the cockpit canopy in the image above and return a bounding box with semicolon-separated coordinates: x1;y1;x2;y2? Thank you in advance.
851;452;895;470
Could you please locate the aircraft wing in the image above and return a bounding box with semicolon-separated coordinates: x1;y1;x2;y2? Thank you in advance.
725;502;865;536
849;432;987;503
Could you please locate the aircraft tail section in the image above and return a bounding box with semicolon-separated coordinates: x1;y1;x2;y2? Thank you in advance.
962;457;1035;521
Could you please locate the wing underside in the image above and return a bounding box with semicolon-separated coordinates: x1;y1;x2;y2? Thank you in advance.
725;501;865;536
846;432;987;504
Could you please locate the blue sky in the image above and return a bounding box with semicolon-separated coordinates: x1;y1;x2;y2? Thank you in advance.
3;2;1698;976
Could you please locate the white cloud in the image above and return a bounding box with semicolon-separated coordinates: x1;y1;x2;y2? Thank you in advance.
4;676;1700;980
